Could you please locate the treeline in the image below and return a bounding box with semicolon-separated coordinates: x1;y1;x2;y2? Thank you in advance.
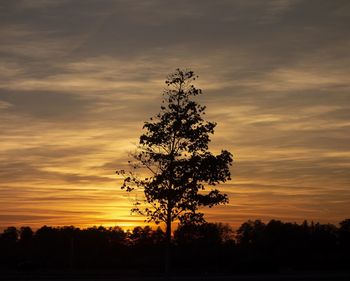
0;219;349;274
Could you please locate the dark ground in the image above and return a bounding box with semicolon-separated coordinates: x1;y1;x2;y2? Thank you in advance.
1;270;350;281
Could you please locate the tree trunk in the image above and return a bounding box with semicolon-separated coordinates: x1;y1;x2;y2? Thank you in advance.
165;212;172;279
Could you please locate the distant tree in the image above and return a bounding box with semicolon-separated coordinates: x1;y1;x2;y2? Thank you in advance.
236;219;266;247
339;219;350;230
339;219;350;250
19;226;33;243
117;69;233;272
130;226;153;245
174;222;234;246
108;226;127;246
1;226;18;242
0;227;19;267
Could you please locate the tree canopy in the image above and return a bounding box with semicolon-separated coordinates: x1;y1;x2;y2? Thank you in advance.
117;69;233;239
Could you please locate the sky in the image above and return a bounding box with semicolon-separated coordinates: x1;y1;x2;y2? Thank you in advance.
0;0;350;230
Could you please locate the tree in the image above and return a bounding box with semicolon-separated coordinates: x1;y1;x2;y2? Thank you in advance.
1;226;18;243
236;220;266;247
117;69;233;261
174;222;234;246
19;226;33;243
339;219;350;250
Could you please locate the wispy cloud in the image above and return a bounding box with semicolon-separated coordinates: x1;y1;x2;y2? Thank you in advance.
1;0;349;228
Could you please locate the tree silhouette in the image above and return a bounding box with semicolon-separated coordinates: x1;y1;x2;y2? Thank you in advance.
117;68;233;273
1;219;350;273
339;219;350;251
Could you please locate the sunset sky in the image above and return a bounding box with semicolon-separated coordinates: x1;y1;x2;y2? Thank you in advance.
1;0;350;230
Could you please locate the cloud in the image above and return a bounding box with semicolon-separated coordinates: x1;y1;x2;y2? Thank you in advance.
0;0;349;228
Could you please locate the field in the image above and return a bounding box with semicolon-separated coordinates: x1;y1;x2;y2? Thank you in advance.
1;271;350;281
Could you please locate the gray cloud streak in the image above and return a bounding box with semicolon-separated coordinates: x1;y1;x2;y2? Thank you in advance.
0;0;349;228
